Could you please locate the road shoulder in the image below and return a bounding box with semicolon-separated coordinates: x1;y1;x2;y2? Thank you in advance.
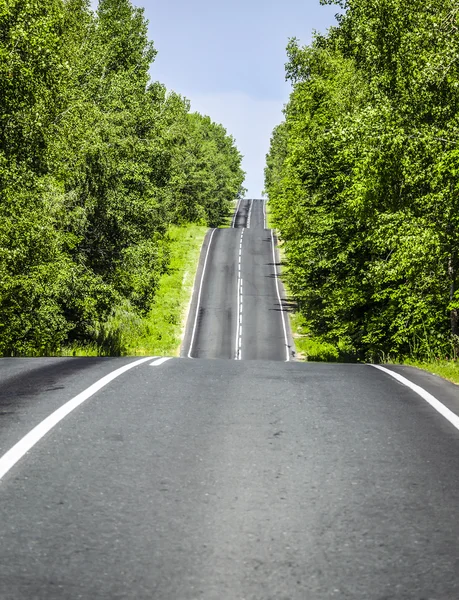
380;363;459;422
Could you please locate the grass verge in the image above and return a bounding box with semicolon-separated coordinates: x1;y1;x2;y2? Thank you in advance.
219;201;237;228
289;311;341;362
400;359;459;385
123;223;207;356
62;224;207;357
265;198;275;230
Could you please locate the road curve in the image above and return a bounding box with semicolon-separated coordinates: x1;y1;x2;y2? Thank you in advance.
1;358;459;599
182;199;293;360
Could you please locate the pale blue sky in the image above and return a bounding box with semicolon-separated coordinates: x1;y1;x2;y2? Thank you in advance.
92;1;341;196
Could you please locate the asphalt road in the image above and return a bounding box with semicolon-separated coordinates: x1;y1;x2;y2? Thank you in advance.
1;358;459;599
182;199;293;361
1;201;459;599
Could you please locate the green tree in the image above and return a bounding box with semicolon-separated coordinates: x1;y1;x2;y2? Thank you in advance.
0;0;245;355
266;0;459;360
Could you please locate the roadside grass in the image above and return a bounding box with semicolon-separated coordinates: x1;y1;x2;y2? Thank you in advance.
289;312;341;362
219;203;236;228
125;223;207;356
265;198;275;230
399;358;459;385
61;224;207;357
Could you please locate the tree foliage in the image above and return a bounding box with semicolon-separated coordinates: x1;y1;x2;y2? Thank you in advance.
265;0;459;361
0;0;245;355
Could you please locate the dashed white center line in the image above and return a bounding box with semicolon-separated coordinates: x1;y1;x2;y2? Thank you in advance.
235;229;244;360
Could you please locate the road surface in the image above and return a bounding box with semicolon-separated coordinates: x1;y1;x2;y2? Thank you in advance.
1;200;459;599
182;199;293;361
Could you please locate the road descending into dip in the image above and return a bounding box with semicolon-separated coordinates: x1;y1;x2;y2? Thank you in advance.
0;200;459;599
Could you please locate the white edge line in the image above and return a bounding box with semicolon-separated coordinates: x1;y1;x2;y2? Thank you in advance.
0;357;154;482
263;199;267;229
179;230;207;354
271;229;290;362
231;198;242;228
150;357;172;366
370;365;459;432
187;228;217;359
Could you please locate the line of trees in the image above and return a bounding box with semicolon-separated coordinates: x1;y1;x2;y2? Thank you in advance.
265;0;459;361
0;0;245;356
